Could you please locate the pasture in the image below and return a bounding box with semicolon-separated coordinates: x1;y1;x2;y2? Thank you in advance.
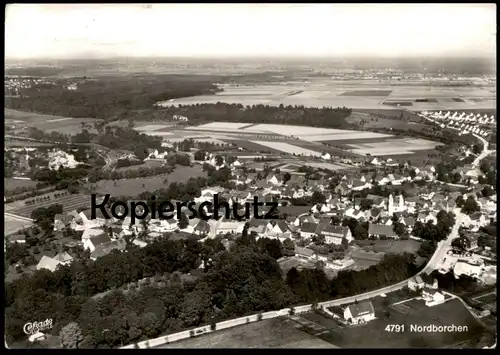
159;318;335;348
92;165;205;197
5;108;99;135
4;214;34;236
302;298;487;348
355;239;421;254
114;159;165;173
4;178;38;191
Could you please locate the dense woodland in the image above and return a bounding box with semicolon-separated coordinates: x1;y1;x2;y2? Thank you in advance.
5;234;419;348
5;75;220;119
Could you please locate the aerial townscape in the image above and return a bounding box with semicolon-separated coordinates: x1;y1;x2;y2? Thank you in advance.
3;3;497;350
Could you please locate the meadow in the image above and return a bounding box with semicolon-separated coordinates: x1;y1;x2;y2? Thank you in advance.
92;165;206;196
159;318;335;348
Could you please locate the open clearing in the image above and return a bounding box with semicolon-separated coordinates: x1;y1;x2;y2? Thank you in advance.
159;318;335;348
301;298;486;348
5;214;34;236
93;166;205;196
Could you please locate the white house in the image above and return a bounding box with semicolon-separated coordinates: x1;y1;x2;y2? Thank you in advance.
343;301;376;324
36;256;63;272
422;287;446;307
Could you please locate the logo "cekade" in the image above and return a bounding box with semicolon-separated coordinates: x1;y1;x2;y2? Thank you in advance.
23;319;53;335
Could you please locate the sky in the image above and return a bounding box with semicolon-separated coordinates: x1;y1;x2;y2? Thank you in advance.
5;3;497;59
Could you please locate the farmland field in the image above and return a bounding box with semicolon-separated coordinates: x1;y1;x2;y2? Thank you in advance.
251;141;322;157
339;90;393;97
157;80;496;110
5;108;99;134
92;165;206;196
159;318;335;348
301;298;487;348
5;192;89;218
5;140;58;148
345;137;443;156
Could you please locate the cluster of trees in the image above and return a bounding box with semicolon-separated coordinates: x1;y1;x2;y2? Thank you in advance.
287;253;418;303
166;103;352;130
95;126;163;152
342;217;369;240
456;196;481;215
27;127;71;143
6;75;220;120
478;160;496;186
30;204;64;232
412;211;455;243
115;158;144;169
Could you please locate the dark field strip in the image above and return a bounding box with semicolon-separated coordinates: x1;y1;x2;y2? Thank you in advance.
338;90;393;97
452;98;466;102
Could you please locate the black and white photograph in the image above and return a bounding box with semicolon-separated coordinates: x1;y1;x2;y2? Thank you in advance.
4;3;497;349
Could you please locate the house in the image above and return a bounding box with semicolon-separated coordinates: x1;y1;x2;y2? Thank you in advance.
453;259;484;278
408;275;425;291
194;220;211;235
300;222;319;239
468;212;488;228
53;214;66;232
422;287;446;307
368;223;397;239
36;255;62;272
402;217;416;231
351;179;371;191
318;225;353;245
334;183;349;196
293;214;318;227
343;301;376;324
417;211;437;225
83;233;112;252
8;234;26;244
90;239;127;261
269;220;290;234
295;246;316;260
53;252;74;265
